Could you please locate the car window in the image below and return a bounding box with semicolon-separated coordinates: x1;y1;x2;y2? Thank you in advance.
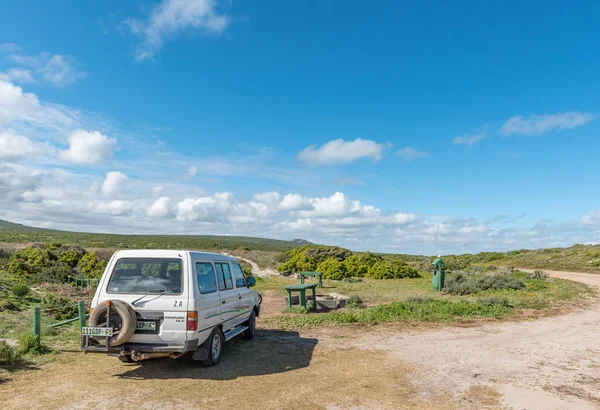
231;263;246;288
215;263;234;290
196;262;217;294
107;258;182;294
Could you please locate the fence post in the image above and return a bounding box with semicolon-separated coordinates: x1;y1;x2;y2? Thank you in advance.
77;300;86;330
33;306;41;342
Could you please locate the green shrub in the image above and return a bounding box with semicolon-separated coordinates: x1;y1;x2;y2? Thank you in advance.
346;295;365;309
0;299;19;312
445;272;525;295
0;341;21;367
77;251;108;278
41;293;78;320
317;258;348;280
39;262;72;284
367;260;420;279
18;334;47;355
10;283;29;297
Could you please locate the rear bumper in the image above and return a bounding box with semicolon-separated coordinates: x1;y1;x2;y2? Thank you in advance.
83;339;198;355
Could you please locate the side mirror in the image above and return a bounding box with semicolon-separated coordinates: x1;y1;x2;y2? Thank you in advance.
247;277;256;287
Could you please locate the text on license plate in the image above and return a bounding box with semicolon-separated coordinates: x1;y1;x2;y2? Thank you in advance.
82;327;113;337
136;321;157;331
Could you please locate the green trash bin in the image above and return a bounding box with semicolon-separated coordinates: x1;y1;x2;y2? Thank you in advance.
432;257;446;290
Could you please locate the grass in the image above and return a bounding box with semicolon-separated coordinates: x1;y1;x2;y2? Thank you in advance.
259;270;595;329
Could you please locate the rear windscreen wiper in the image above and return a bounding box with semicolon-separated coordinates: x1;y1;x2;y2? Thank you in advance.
132;289;167;307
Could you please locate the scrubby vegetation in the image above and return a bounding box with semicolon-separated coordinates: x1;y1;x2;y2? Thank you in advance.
277;246;420;280
0;219;299;252
5;243;107;285
445;270;526;295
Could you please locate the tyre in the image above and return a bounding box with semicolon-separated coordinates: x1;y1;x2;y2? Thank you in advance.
201;328;224;367
118;355;135;363
89;300;137;347
244;311;256;340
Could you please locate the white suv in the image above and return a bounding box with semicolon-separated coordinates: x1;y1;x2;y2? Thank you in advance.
82;250;260;366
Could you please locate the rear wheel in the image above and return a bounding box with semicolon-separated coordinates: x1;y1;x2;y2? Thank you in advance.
244;311;256;339
201;328;224;367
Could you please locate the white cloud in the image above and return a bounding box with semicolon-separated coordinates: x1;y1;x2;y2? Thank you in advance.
152;185;164;196
101;171;128;198
0;129;41;162
60;130;117;165
0;68;36;85
581;211;600;226
0;43;22;53
7;52;87;87
186;165;198;177
147;196;173;217
94;200;134;216
452;133;484;145
0;80;40;125
501;112;596;136
125;0;231;62
278;193;312;211
396;147;431;161
298;138;388;166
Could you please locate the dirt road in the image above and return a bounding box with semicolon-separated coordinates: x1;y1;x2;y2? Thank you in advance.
1;270;598;409
345;269;600;409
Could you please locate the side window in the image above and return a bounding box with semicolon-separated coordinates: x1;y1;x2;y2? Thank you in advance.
216;263;234;290
231;263;246;288
196;262;217;295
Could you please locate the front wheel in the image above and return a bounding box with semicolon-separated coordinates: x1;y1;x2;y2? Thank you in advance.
244;311;256;340
201;328;224;367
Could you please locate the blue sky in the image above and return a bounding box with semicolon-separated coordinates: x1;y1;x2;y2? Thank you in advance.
1;0;599;254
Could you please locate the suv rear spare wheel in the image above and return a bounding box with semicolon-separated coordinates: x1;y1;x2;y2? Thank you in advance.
89;300;137;347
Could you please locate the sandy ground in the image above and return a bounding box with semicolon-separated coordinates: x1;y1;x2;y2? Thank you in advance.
227;253;278;278
341;269;600;409
1;269;598;409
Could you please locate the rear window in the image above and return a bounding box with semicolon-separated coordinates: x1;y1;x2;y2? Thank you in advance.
107;258;183;294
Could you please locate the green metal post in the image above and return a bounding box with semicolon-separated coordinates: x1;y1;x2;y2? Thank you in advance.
33;306;41;342
300;290;306;308
311;286;317;309
318;273;323;288
77;300;86;330
287;290;292;308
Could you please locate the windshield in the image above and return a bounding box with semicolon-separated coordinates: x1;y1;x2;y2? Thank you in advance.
107;258;183;294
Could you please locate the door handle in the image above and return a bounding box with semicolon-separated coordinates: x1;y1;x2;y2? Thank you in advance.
222;300;226;304
238;294;242;300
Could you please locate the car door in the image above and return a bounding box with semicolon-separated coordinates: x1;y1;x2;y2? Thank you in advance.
214;262;238;331
230;262;253;324
193;260;222;337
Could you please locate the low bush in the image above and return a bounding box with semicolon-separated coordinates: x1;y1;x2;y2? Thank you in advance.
445;272;525;295
11;283;29;297
41;293;78;320
0;299;19;312
18;334;48;355
0;341;21;367
527;270;549;280
404;296;435;304
346;295;365;309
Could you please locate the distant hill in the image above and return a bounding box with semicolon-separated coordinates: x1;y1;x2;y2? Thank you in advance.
290;238;314;245
0;219;301;252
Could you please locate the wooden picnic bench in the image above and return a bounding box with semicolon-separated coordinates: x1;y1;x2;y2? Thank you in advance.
299;271;323;288
284;283;318;309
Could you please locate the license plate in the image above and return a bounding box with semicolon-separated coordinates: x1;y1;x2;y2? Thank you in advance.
136;321;157;331
82;327;113;337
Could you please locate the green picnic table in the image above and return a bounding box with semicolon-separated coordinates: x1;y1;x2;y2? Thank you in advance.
299;271;323;288
284;283;318;309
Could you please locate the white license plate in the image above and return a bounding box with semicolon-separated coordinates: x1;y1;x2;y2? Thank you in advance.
82;327;113;337
136;321;157;331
